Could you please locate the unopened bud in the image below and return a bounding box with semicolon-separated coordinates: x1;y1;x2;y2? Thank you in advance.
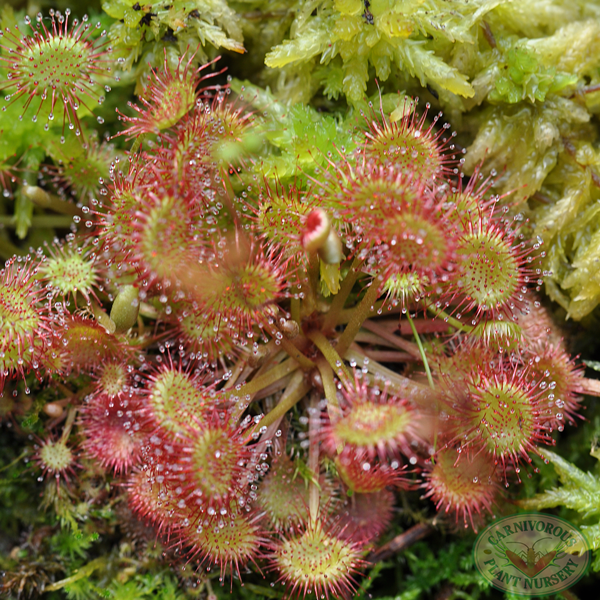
302;208;331;253
43;401;64;418
318;229;344;265
110;285;140;332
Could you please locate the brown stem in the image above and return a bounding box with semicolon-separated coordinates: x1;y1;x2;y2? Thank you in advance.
344;345;439;411
579;377;600;397
368;522;434;562
337;299;390;323
359;349;415;363
266;324;315;370
362;319;421;358
308;393;320;524
221;358;248;391
354;330;402;349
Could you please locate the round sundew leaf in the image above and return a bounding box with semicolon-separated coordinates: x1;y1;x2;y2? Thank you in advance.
224;263;282;311
39;439;73;473
271;521;363;599
333;402;412;450
60;316;128;371
147;78;196;132
39;248;97;299
340;174;419;214
471;382;539;458
257;455;338;529
374;211;450;272
383;271;428;305
179;309;234;357
116;52;200;138
334;489;395;544
0;11;111;128
147;370;209;433
189;426;245;499
0;261;47;381
0;275;41;343
335;455;405;493
127;469;181;532
424;448;497;530
100;363;129;392
82;413;140;473
135;193;200;283
190;240;287;332
456;229;521;311
48;136;115;200
361;101;451;182
366;126;442;178
257;196;310;253
109;191;137;237
183;512;262;579
525;343;583;429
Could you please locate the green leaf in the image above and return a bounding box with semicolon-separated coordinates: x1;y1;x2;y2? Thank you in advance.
395;39;475;98
517;449;600;551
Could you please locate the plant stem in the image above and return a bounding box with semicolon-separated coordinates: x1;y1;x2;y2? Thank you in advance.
301;256;319;317
368;522;434;562
249;371;311;436
0;215;77;229
307;329;351;384
0;450;28;473
336;276;383;357
227;358;299;401
425;302;473;334
337;299;389;323
359;349;414;362
44;558;106;592
290;293;301;325
344;346;439;411
316;357;339;412
222;358;247;390
579;377;600;397
308;393;320;524
60;407;77;443
362;319;421;358
23;185;83;217
406;312;435;389
266;324;315;370
321;257;364;332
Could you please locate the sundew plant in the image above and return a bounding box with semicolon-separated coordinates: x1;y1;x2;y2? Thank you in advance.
1;1;600;599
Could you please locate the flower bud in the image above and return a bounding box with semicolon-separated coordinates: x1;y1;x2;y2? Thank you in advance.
110;285;140;332
301;208;331;253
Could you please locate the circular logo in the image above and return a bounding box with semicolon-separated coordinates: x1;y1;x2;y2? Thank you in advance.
473;512;590;596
